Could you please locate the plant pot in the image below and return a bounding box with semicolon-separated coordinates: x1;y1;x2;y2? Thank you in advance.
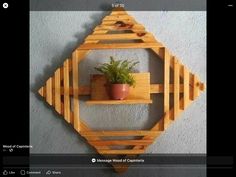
110;84;129;100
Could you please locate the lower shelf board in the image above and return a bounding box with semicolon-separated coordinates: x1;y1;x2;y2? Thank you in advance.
86;99;153;105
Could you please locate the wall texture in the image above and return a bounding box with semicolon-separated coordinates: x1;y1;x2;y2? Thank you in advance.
30;11;206;154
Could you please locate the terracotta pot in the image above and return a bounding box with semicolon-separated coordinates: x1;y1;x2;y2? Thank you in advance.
110;84;129;100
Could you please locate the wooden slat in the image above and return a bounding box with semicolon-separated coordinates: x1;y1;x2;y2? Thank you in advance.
67;59;72;72
89;140;153;146
38;86;45;97
200;83;205;91
92;30;109;34
78;43;161;50
103;15;134;21
63;59;70;122
150;84;184;93
163;49;170;129
86;100;152;105
101;19;136;25
51;77;55;106
98;149;145;155
80;130;160;137
193;75;200;99
56;84;185;96
94;24;145;31
46;78;52;105
60;66;64;80
72;52;80;131
183;66;189;109
86;33;151;41
173;57;180;119
77;86;90;95
110;9;127;16
54;68;61;114
57;86;90;95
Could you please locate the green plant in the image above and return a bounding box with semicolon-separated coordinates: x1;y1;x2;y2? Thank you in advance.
95;56;139;86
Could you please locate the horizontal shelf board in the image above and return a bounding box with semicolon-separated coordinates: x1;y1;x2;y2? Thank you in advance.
78;43;161;50
101;19;136;25
89;139;153;146
103;15;134;21
94;24;145;31
81;130;160;137
98;149;145;155
85;33;152;40
86;99;153;105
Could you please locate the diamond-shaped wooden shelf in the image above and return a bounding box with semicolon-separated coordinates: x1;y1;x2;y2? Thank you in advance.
37;7;205;173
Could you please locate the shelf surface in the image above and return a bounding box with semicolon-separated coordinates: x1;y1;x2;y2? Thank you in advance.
86;99;153;105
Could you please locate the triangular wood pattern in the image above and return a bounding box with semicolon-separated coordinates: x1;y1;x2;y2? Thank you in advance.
37;8;205;173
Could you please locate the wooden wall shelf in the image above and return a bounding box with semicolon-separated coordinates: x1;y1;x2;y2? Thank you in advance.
86;99;152;105
88;73;151;105
37;7;206;173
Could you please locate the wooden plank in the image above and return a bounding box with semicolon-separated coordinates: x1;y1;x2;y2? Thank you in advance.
60;66;64;80
57;86;90;95
163;49;170;129
89;140;153;146
77;86;90;95
101;19;136;25
110;11;128;16
183;66;189;109
173;57;180;119
54;68;61;114
193;75;200;99
85;33;151;41
51;77;55;106
80;130;160;137
63;59;70;122
94;24;145;31
54;84;185;96
103;15;134;21
150;84;184;93
86;100;152;105
99;149;145;155
200;83;205;91
56;84;184;96
38;86;45;97
78;43;161;50
92;30;109;34
110;10;128;16
46;78;53;105
72;52;80;131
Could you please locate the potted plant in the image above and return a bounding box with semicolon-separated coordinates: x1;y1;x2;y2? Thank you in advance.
95;56;139;100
